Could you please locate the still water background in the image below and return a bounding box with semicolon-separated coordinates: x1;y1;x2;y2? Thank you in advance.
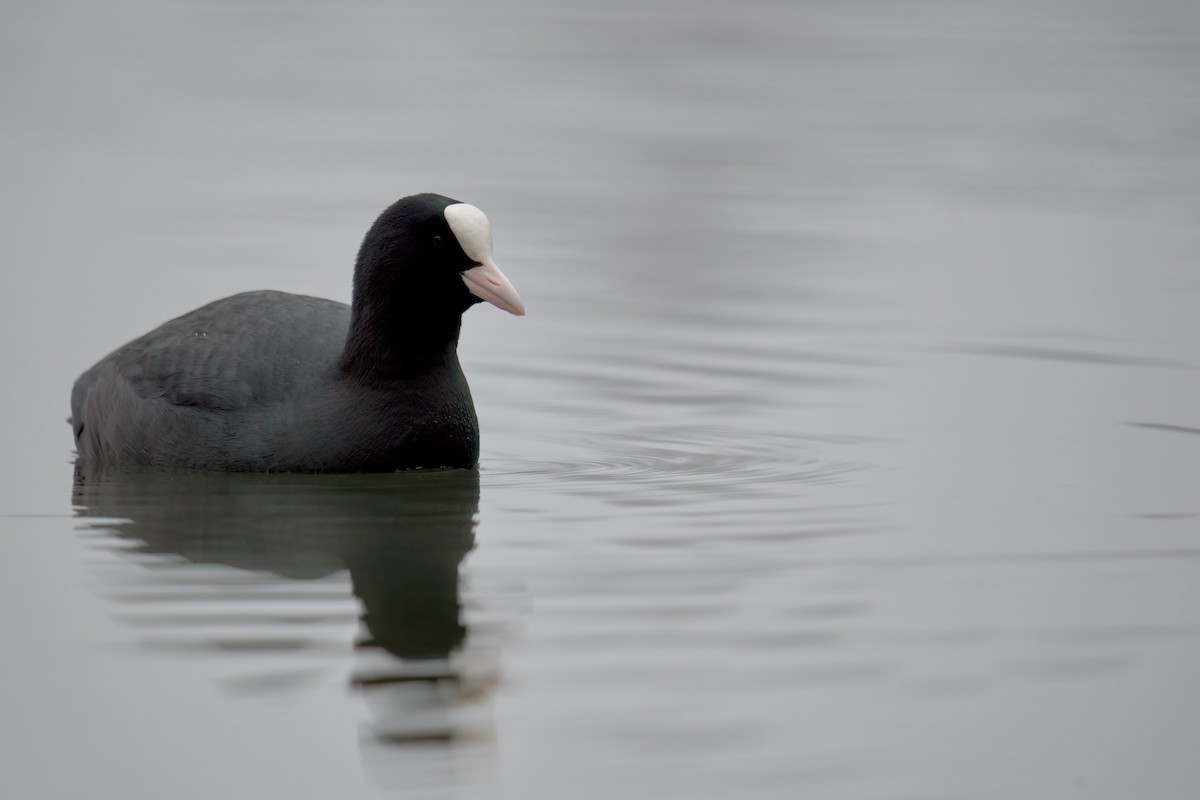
3;0;1199;797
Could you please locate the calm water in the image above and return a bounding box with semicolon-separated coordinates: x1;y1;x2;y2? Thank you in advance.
3;0;1199;797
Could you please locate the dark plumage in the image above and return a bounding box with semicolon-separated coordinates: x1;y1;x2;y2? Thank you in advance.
70;193;524;472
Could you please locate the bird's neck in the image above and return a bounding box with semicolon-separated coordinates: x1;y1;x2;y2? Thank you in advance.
339;290;464;384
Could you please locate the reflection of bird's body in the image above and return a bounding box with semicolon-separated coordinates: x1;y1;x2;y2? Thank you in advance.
74;468;485;730
70;194;523;472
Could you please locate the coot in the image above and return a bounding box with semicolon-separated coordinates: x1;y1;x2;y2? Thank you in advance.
70;193;524;472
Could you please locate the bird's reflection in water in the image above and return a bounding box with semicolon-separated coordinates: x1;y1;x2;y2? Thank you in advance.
72;466;498;744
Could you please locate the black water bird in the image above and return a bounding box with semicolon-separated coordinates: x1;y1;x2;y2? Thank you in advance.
70;194;524;472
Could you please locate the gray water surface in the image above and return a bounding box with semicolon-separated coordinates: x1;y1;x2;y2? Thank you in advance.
3;1;1199;798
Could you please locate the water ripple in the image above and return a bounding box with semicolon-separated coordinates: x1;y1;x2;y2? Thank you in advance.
484;425;862;502
949;343;1188;368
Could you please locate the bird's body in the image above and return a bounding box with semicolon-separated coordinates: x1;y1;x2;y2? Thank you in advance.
70;194;523;473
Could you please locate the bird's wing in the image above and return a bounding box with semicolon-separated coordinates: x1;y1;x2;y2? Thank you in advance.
98;291;351;409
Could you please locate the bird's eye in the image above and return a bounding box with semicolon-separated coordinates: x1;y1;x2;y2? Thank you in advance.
432;234;446;248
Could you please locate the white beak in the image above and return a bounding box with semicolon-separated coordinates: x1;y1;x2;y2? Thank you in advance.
461;259;525;316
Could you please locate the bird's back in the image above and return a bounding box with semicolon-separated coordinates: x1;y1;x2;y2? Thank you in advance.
72;291;352;469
